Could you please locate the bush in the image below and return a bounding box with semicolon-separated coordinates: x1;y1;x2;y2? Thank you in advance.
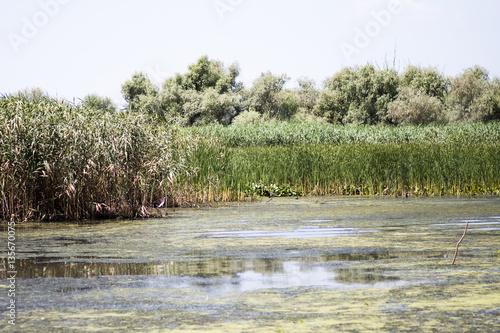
446;66;500;122
232;110;269;125
291;109;328;124
388;87;445;125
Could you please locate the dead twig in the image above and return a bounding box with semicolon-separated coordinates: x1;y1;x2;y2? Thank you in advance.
451;221;469;265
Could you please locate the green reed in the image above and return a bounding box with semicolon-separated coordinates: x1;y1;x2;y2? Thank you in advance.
185;141;500;198
182;122;500;199
0;95;188;221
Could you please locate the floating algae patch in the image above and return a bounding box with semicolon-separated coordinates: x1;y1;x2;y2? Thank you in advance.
1;196;499;332
203;226;379;239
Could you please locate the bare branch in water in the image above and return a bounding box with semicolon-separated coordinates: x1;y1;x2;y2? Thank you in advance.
452;221;469;265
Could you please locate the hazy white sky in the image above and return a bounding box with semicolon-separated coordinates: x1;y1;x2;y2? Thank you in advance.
1;0;499;107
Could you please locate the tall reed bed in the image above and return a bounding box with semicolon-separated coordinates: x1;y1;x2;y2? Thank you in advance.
182;122;500;199
185;140;500;199
0;95;188;221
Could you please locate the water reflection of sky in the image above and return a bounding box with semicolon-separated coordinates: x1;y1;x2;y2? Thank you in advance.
433;216;500;231
234;261;409;292
139;261;412;296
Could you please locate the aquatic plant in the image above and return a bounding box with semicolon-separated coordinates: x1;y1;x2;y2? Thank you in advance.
245;183;302;197
0;94;189;221
185;139;500;199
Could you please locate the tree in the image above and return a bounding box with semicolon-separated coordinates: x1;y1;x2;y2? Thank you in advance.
296;77;319;113
183;55;241;93
81;94;116;112
120;56;242;125
386;66;449;125
315;65;399;125
121;72;158;111
244;72;299;120
160;56;242;125
400;65;449;101
446;66;500;122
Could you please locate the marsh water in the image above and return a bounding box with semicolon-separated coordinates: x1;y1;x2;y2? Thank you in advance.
1;196;500;332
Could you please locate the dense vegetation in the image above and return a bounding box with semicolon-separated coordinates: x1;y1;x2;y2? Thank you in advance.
183;125;500;201
0;92;189;221
121;56;500;126
2;57;500;222
183;122;500;147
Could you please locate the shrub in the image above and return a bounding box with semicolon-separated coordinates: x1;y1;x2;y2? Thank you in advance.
291;109;328;124
446;66;500;122
388;86;445;125
232;109;269;125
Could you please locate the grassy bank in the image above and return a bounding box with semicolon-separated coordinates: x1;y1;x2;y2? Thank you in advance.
1;94;499;222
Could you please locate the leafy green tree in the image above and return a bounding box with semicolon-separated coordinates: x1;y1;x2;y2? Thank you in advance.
159;56;242;125
400;65;450;101
296;77;319;113
81;94;116;112
315;65;399;125
446;66;500;122
183;55;241;93
277;89;300;120
313;88;340;123
386;66;449;125
176;87;239;126
121;72;158;111
244;72;299;120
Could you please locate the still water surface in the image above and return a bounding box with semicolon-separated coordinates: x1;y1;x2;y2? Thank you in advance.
1;196;499;331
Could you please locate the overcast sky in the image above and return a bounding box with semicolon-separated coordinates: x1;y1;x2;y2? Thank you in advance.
1;0;499;107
